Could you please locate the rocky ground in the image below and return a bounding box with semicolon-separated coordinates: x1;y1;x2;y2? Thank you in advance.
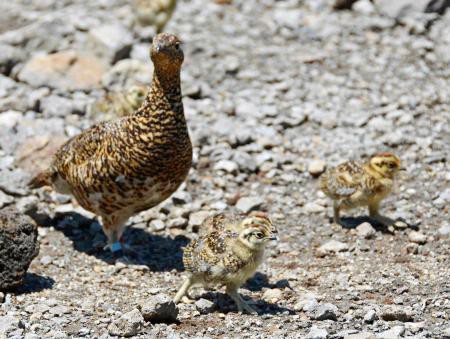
0;0;449;338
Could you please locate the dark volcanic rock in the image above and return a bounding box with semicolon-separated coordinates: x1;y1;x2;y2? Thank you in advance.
0;206;39;291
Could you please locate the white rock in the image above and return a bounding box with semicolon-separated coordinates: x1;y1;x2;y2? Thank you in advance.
262;288;283;302
303;202;325;214
214;159;238;173
377;325;405;338
356;222;376;239
236;196;264;213
408;231;427;244
308;160;327;177
318;240;349;255
306;325;328;339
108;309;143;337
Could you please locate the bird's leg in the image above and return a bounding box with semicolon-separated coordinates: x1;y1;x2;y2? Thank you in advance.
333;201;342;225
174;276;193;303
226;285;257;315
368;202;395;226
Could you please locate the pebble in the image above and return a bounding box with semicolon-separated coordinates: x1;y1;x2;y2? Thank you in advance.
303;202;325;214
0;190;14;209
88;24;133;63
344;332;376;339
214;159;239;173
149;219;165;231
306;325;328;339
195;298;215;314
0;315;23;335
235;196;264;213
305;303;339;321
308;160;327;177
262;288;283;302
317;240;349;256
377;325;405;338
108;309;143;337
140;294;178;323
0;292;4;303
356;222;376;239
438;224;450;237
363;309;377;323
408;231;427;244
394;220;408;229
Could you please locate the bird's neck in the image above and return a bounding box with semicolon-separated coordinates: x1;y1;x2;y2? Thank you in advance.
364;163;393;180
136;67;184;121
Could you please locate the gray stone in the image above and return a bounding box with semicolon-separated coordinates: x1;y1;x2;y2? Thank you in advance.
438;224;450;237
101;59;153;90
262;288;283;302
376;0;429;18
214;159;239;174
344;333;376;339
306;325;328;339
88;24;133;63
140;294;178;322
195;298;215;314
0;191;14;209
303;202;325;214
236;196;264;213
0;315;23;335
0;206;39;290
408;231;427;244
357;222;376;239
167;217;188;229
377;325;405;338
49;305;70;315
108;309;143;337
308;160;327;178
364;309;378;323
305;302;338;321
0;169;31;196
189;211;212;231
0;44;23;75
380;305;414;322
40;95;82;118
149;219;165;231
317;240;349;255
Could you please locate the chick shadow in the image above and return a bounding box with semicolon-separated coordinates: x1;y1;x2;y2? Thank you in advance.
329;215;417;233
198;290;294;316
9;273;55;294
50;211;189;271
244;272;292;292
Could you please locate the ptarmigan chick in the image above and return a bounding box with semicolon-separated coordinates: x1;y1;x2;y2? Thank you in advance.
320;153;404;226
29;33;192;256
89;85;147;122
133;0;177;33
174;213;277;314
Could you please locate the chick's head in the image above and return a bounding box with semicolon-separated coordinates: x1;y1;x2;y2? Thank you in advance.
238;213;278;250
369;152;403;178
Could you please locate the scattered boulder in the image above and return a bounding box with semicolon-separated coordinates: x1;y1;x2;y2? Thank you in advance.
0;206;39;291
18;50;106;91
236;196;264;213
356;222;376;239
108;309;144;337
308;160;327;178
195;298;215;314
380;305;414;322
317;240;349;256
140;294;178;323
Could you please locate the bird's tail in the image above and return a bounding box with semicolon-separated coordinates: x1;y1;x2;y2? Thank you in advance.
28;169;54;189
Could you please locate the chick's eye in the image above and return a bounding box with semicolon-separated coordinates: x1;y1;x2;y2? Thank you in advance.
255;232;264;239
175;43;180;50
388;163;395;168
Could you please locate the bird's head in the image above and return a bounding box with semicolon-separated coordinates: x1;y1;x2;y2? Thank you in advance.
238;212;278;250
369;152;403;178
150;33;184;69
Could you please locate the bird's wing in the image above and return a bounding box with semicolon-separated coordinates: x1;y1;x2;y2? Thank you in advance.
321;161;364;198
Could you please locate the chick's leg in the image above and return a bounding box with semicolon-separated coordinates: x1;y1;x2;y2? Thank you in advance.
102;215;128;254
333;201;342;225
226;285;257;315
368;202;395;226
174;276;193;303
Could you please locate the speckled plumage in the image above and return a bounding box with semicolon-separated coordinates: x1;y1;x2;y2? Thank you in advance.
29;34;192;252
174;213;277;314
320;153;403;226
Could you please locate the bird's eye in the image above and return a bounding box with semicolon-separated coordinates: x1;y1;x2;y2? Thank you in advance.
175;43;180;50
255;232;264;239
388;163;395;168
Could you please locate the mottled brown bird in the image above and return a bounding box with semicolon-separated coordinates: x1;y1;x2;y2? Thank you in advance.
174;213;277;314
320;153;404;226
29;33;192;255
89;85;147;122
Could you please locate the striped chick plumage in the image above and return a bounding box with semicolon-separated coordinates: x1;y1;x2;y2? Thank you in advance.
29;33;192;255
320;152;403;226
174;212;277;314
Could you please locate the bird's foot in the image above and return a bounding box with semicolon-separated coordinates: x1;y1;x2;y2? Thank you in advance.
236;299;258;315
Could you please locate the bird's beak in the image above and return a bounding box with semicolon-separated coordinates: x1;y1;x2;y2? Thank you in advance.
399;167;406;171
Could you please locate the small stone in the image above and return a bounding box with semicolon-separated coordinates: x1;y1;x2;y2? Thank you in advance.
363;309;378;323
408;231;427;244
88;24;133;63
195;298;215;314
140;294;178;323
40;256;53;266
40;95;82;118
262;288;283;302
344;332;376;339
108;309;143;337
0;315;23;336
0;191;14;209
394;220;408;229
380;305;414;322
317;240;349;256
214;159;239;174
0;207;39;290
189;211;212;230
308;160;327;178
377;325;405;338
0;44;23;75
49;305;70;315
306;325;328;339
167;217;188;229
101;59;153;90
438;224;450;237
149;219;165;231
303;202;325;214
356;222;376;239
236;197;264;213
306;303;339;321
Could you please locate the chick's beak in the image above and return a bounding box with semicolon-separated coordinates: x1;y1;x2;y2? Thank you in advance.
399;167;406;171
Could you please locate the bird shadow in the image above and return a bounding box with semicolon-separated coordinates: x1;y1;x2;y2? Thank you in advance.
48;211;189;271
8;273;55;294
199;291;294;316
244;272;292;292
329;215;417;233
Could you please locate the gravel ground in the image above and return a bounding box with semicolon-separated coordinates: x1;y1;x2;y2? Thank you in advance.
0;0;449;338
